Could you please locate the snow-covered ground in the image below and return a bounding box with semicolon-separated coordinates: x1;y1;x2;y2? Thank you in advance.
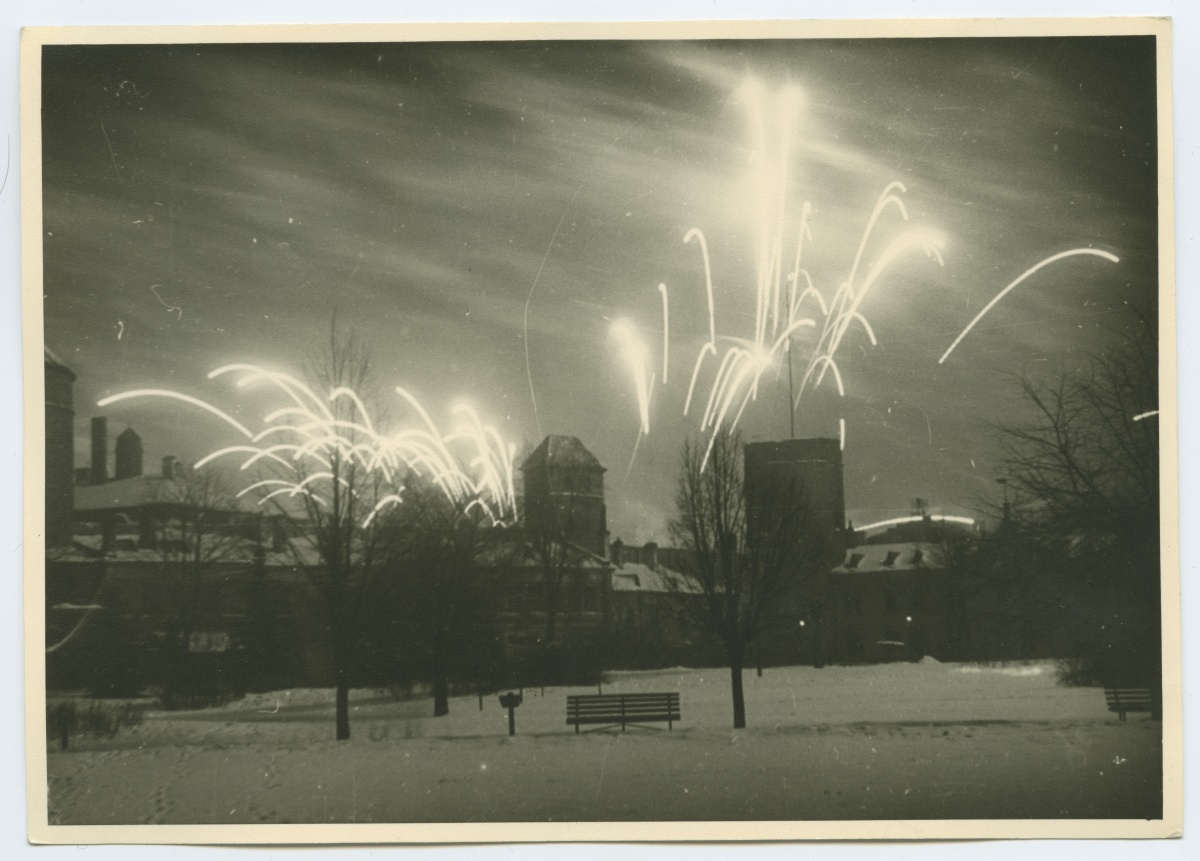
44;661;1163;824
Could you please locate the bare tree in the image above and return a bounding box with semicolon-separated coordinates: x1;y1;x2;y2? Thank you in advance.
994;329;1160;698
384;477;506;716
260;321;398;740
149;465;249;664
527;488;585;644
668;429;824;729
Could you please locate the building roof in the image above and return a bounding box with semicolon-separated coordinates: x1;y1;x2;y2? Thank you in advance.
74;476;163;511
833;542;940;575
50;531;321;567
74;475;258;514
521;435;604;472
610;561;704;594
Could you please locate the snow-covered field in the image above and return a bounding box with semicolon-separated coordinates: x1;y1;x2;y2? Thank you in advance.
44;661;1162;824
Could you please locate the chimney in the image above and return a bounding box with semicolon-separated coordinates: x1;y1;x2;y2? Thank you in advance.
644;541;658;570
610;538;624;567
115;426;144;479
162;455;179;480
90;417;108;484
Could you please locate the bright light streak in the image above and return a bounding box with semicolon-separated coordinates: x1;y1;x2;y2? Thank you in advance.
612;82;947;462
938;248;1120;364
98;390;253;439
1132;410;1159;422
611;319;653;435
194;445;292;471
855;514;977;533
658;283;670;384
684;228;717;346
102;363;519;529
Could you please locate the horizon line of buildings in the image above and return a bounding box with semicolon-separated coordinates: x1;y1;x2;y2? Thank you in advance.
44;346;1060;692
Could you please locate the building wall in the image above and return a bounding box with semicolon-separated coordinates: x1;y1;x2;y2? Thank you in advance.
744;437;847;570
521;438;608;557
44;359;76;548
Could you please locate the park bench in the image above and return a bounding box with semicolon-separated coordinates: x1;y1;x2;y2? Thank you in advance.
567;692;680;732
1104;687;1154;721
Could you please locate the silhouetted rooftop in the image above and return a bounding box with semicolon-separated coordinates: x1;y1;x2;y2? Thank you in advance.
521;434;604;472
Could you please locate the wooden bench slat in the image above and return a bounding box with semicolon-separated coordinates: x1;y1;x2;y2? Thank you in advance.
566;692;681;732
1102;687;1154;721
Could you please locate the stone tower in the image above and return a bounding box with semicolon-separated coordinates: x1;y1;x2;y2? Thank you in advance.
743;437;846;569
520;435;607;557
115;426;144;480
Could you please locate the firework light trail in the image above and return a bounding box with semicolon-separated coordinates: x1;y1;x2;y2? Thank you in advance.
612;80;945;467
854;514;977;533
99;365;519;528
608;77;1118;474
937;248;1120;364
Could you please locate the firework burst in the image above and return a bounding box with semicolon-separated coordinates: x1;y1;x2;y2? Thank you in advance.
99;365;518;529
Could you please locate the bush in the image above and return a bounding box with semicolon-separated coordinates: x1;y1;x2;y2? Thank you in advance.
46;699;145;750
156;652;247;710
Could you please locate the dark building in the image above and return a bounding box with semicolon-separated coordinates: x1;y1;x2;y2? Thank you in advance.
744;437;847;569
115;426;144;479
44;346;76;548
520;434;608;557
90;416;108;485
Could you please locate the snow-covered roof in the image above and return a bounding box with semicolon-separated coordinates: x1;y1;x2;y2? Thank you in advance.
833;543;939;575
74;475;262;514
74;476;163;511
610;561;704;595
50;530;321;567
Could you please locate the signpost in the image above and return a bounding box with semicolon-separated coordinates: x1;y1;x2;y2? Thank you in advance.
498;691;522;736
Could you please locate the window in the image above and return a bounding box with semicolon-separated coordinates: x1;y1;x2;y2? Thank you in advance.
580;582;600;614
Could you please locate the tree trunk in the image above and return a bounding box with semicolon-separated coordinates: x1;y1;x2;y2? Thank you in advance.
433;675;450;717
730;649;746;729
335;663;351;741
545;579;558;643
811;609;825;669
429;594;451;719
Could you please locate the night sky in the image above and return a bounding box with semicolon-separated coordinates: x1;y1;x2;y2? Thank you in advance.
40;37;1159;543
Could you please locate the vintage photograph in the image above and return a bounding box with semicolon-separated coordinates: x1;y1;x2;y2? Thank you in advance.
26;19;1176;841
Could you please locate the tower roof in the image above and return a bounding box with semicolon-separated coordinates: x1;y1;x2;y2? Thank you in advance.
521;434;604;472
117;426;142;441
